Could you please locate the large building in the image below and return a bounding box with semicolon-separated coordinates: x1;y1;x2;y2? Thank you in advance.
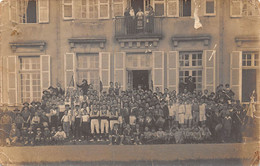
0;0;259;107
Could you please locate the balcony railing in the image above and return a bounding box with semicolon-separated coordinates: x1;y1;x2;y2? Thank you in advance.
115;16;162;39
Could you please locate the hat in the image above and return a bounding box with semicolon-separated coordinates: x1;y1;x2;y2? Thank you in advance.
31;101;36;105
44;128;49;131
37;128;41;131
23;102;29;106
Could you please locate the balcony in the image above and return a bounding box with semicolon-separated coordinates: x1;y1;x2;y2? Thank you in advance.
115;16;162;39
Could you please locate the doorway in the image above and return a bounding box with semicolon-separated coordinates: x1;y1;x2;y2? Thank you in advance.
128;70;149;90
131;0;144;14
242;69;256;102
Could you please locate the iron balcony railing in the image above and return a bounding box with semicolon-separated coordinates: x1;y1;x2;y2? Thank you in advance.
115;16;162;38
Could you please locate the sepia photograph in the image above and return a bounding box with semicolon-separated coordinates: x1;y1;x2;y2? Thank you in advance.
0;0;259;165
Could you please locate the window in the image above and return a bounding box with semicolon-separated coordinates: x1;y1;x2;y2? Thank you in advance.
179;52;203;91
242;0;260;16
205;0;216;16
154;0;165;16
179;0;191;17
231;0;260;17
113;0;124;17
80;0;109;19
77;54;99;90
19;57;41;103
9;0;49;23
127;54;151;69
242;52;259;67
242;51;258;102
63;0;73;19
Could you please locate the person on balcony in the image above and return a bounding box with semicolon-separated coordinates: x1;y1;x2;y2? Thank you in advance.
146;5;154;33
129;7;136;34
124;7;131;34
136;8;144;33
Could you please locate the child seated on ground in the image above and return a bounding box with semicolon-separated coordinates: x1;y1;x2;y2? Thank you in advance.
43;127;52;145
35;128;43;145
109;123;123;145
53;126;66;144
123;124;133;145
141;127;152;144
28;127;35;145
6;124;20;146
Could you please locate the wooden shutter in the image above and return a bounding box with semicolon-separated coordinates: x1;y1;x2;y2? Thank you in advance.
152;51;164;92
203;50;216;93
230;51;242;101
167;51;179;92
64;53;76;92
0;56;2;104
63;0;74;20
99;0;109;19
167;0;179;17
8;56;17;105
99;52;110;91
9;0;17;22
114;52;126;90
204;0;216;16
40;55;51;92
230;0;242;17
39;0;49;23
113;0;124;17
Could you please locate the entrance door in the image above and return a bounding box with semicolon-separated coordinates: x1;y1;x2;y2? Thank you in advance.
132;70;149;90
131;0;144;14
242;69;256;102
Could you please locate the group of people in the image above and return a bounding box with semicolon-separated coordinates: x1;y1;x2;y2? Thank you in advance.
124;5;154;34
0;79;255;146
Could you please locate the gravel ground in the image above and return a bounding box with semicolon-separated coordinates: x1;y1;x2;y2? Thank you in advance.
0;142;257;165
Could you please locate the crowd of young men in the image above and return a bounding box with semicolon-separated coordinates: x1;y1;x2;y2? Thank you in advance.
0;80;250;146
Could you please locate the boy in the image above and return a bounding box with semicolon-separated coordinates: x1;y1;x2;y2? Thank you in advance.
184;100;192;128
61;110;70;138
53;126;66;144
178;100;185;128
192;99;200;126
109;106;119;132
27;127;35;145
6;124;20;146
81;110;90;141
100;105;109;141
123;124;133;145
90;105;100;141
35;128;43;145
199;99;206;125
43;127;51;145
109;123;123;145
133;124;142;145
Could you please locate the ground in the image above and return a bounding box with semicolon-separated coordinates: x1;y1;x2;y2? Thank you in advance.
0;142;258;165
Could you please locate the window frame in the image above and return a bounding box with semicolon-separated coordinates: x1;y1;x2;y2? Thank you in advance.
204;0;216;16
242;52;259;69
19;56;41;103
63;0;74;20
153;0;166;17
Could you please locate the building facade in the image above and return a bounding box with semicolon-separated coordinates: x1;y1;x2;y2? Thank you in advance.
0;0;259;106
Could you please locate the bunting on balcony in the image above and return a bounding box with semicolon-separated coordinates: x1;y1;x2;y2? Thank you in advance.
194;0;202;29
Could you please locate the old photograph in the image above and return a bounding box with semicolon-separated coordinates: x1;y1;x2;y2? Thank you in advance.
0;0;259;165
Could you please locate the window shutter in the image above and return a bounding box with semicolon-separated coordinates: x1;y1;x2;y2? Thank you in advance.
203;50;216;93
99;52;110;91
63;0;74;20
40;55;51;92
230;0;242;17
9;0;17;22
0;56;2;105
39;0;49;23
99;0;109;19
167;51;179;92
204;0;216;16
113;0;124;17
65;53;76;92
167;0;179;17
8;56;17;105
152;51;164;92
114;52;126;91
230;51;242;101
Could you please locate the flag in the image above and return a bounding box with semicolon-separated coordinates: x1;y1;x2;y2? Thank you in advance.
100;80;103;92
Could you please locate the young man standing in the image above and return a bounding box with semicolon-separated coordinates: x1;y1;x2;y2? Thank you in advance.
90;105;100;141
